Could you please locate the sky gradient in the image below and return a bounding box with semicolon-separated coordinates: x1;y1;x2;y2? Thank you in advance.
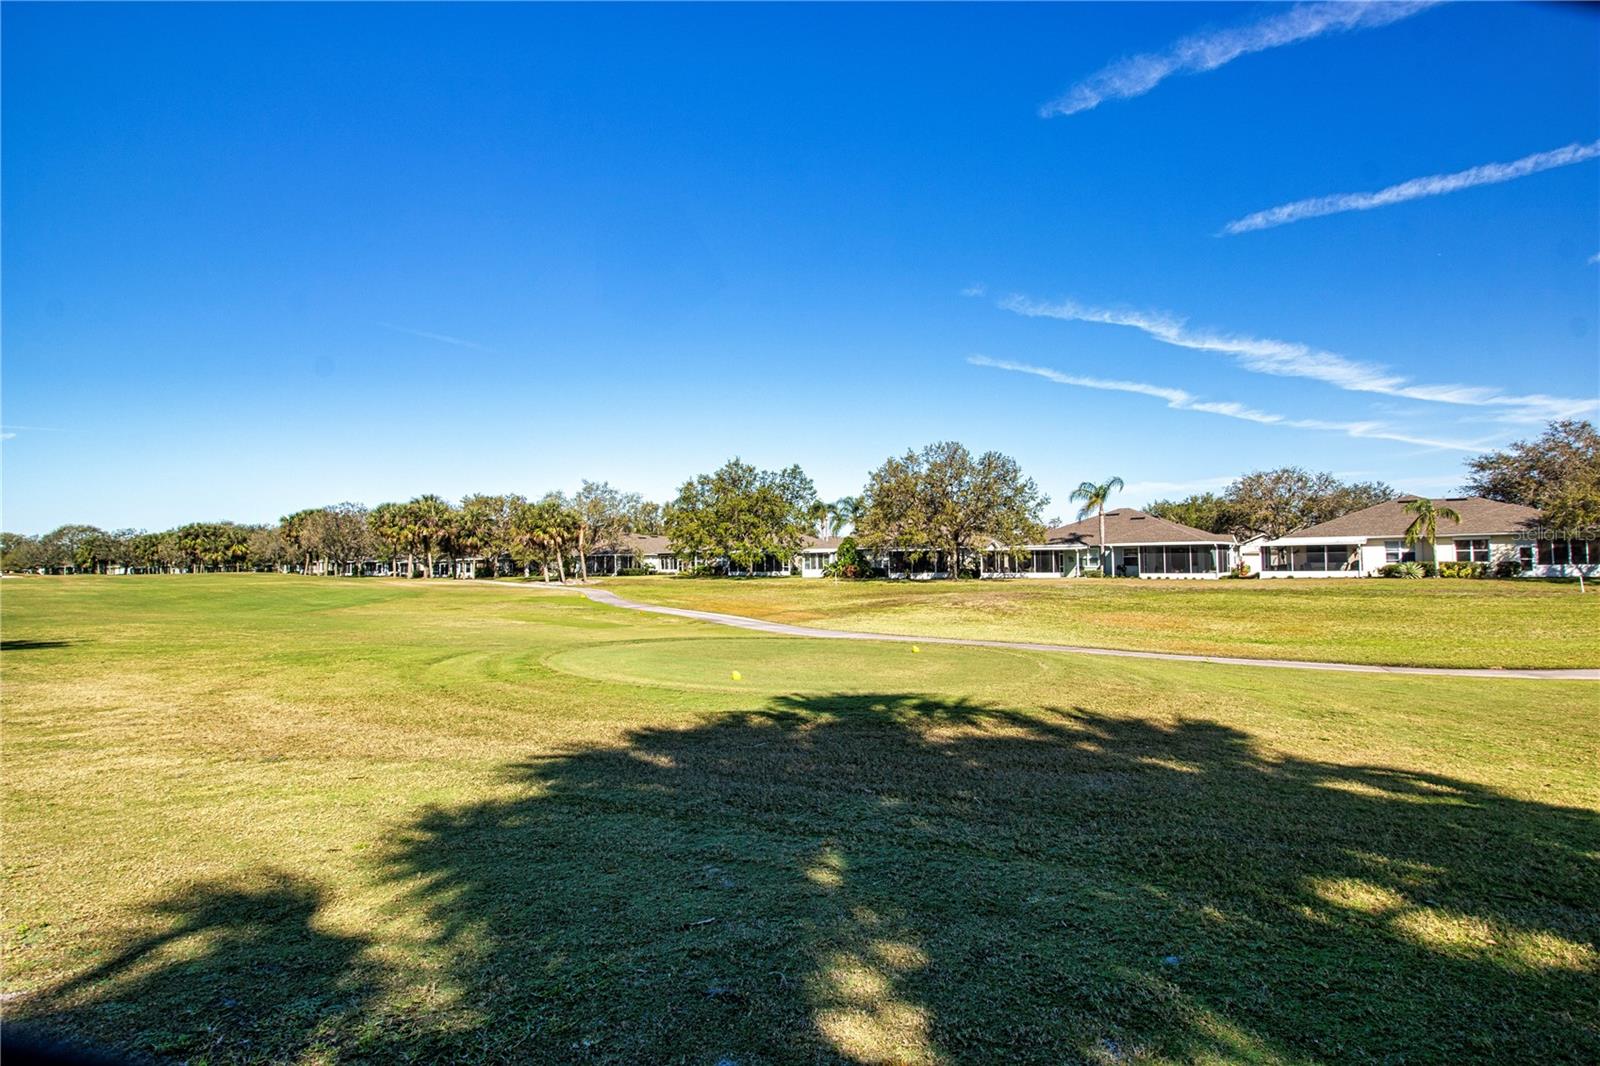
4;2;1598;532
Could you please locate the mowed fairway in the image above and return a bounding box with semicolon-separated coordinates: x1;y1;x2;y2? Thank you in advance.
3;576;1597;1064
597;575;1600;669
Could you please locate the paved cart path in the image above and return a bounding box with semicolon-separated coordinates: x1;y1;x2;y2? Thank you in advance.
493;582;1600;681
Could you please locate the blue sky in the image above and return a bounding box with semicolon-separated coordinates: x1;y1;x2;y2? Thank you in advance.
3;2;1597;533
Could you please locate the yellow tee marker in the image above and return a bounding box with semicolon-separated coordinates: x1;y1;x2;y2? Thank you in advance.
730;670;743;681
911;645;921;654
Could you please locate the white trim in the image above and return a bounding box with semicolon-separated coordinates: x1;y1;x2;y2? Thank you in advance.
1265;535;1371;546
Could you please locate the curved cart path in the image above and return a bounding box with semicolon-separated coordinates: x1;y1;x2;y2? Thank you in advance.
496;582;1600;681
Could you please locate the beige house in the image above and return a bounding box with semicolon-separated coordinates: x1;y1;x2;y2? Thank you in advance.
797;535;843;576
1260;496;1597;578
586;533;841;576
1000;509;1239;579
583;534;683;574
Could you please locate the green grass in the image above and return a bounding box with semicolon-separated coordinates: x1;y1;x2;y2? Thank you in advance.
3;575;1597;1064
594;575;1600;669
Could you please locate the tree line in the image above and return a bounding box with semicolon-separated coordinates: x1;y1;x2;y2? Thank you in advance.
0;485;666;580
5;421;1596;577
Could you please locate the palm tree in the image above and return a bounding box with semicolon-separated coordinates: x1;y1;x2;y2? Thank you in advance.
1402;497;1461;574
368;502;409;577
405;494;453;578
806;500;831;539
453;497;496;579
516;494;577;583
280;508;322;576
1070;477;1124;575
507;499;548;581
828;496;862;537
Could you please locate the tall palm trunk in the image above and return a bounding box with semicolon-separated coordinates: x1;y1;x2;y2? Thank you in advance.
578;527;589;583
1099;508;1107;574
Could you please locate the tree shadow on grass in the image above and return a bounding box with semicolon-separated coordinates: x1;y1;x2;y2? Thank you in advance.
15;695;1599;1063
381;694;1598;1063
8;873;379;1064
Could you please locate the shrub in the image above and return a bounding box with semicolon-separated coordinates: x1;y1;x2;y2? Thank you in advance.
1419;561;1438;578
615;567;654;576
1494;558;1523;579
1229;562;1254;579
1439;561;1487;579
1079;568;1103;578
824;537;872;580
1380;561;1426;579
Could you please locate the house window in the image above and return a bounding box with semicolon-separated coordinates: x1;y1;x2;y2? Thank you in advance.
1532;540;1598;565
1454;539;1489;563
1385;540;1416;564
1537;540;1570;565
1518;542;1534;571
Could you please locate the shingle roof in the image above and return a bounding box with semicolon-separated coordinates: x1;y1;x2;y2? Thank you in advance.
596;533;841;555
623;534;673;555
1277;496;1541;540
1040;509;1235;547
586;533;672;556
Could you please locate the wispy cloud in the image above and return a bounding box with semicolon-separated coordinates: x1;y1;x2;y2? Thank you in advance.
961;283;988;298
1589;252;1600;266
378;322;497;352
1001;295;1598;424
968;355;1481;451
1041;1;1437;118
0;424;62;440
1224;140;1600;234
1119;474;1237;502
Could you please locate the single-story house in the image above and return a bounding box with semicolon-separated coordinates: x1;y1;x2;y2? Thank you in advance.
1259;496;1598;578
798;536;842;576
1006;509;1239;579
583;534;684;575
587;534;834;577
